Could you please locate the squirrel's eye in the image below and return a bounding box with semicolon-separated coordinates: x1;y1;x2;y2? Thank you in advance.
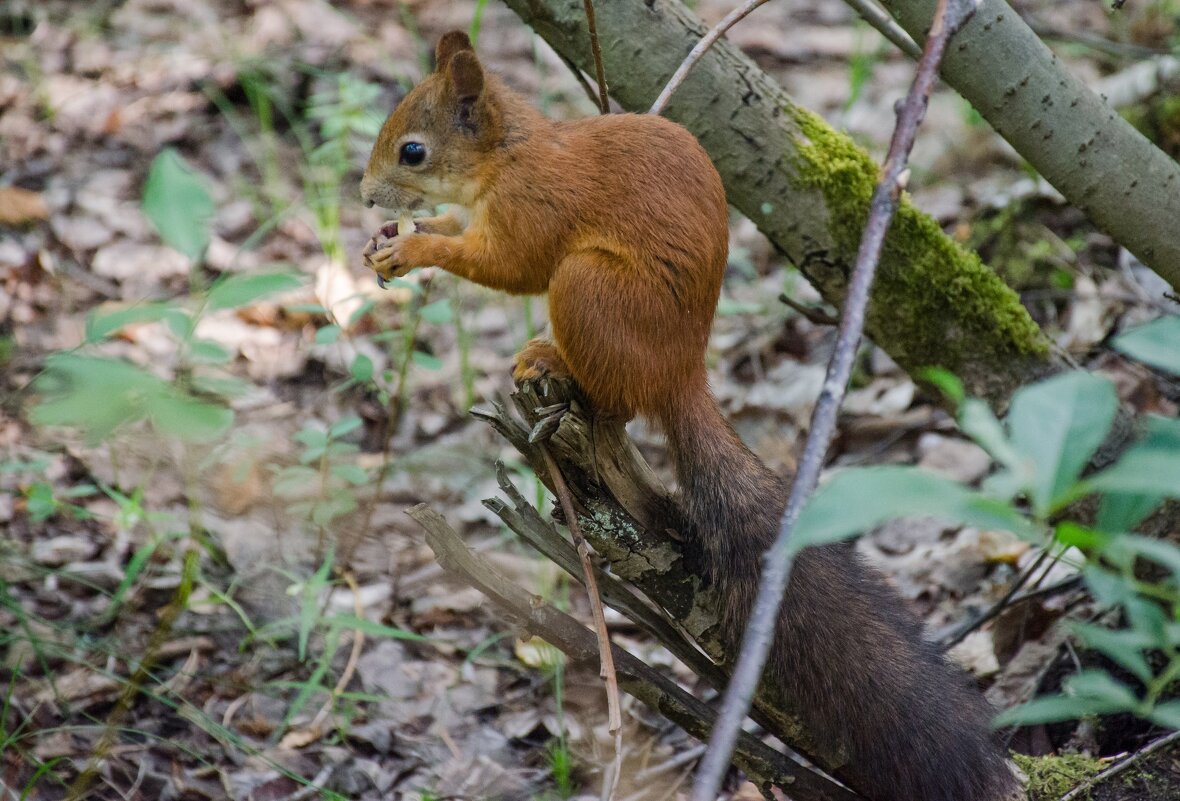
399;142;426;166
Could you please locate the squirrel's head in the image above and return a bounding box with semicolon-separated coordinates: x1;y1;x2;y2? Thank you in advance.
360;31;501;212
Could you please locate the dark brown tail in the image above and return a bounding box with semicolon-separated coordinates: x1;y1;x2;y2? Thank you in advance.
661;383;1017;801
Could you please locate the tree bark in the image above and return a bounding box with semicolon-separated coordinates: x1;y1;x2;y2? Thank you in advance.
502;0;1054;406
882;0;1180;296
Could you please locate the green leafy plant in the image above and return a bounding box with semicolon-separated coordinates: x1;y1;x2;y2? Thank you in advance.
33;149;302;446
273;416;371;536
791;315;1180;733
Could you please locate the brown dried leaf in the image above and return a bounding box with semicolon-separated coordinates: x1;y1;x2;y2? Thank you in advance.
0;186;49;226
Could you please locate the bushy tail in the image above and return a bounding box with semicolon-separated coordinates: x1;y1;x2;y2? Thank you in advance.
661;383;1017;801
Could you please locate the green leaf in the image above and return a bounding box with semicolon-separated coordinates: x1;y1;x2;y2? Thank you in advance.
1007;371;1118;515
1113;316;1180;375
293;428;328;449
1096;492;1163;535
993;695;1092;727
190;373;253;399
142;148;214;261
31;354;230;443
350;353;373;383
411;351;443;371
1066;670;1140;709
85;302;171;342
1083;566;1137;609
330;463;369;485
24;483;57;522
919;367;965;406
418;298;454;324
328;416;362;439
1054;521;1107;551
1086;416;1180;509
1109;535;1180;578
1070;623;1153;684
1087;451;1180;498
188;339;233;365
791;466;1038;552
285;303;329;314
207;270;303;310
1147;700;1180;729
272;465;318;497
163;307;195;340
145;390;233;442
958;398;1021;474
315;325;341;345
1085;417;1180;535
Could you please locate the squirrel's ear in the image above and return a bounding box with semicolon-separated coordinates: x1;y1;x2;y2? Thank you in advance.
435;31;474;71
447;50;485;115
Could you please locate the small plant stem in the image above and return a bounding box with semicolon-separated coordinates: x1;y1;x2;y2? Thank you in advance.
690;2;979;798
540;444;623;799
582;0;610;114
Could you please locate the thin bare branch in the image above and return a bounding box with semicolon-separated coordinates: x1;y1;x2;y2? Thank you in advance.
779;292;839;326
690;1;980;798
1059;729;1180;801
582;0;610;114
650;0;772;115
842;0;921;58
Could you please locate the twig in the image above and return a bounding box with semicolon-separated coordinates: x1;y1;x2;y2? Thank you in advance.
841;0;921;59
406;504;862;801
938;569;1083;650
538;444;623;799
940;546;1052;650
690;2;980;799
1059;729;1180;801
582;0;610;114
650;0;773;115
556;50;607;109
778;292;839;326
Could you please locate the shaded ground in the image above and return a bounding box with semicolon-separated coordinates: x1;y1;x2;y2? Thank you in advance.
2;0;1179;799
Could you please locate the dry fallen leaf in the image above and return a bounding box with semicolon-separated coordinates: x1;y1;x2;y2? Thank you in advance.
0;186;49;226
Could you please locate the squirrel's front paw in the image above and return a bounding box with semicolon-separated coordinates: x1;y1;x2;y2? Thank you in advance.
512;339;571;384
362;234;416;285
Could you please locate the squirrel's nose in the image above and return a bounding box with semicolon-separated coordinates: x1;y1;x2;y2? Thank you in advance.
364;198;374;208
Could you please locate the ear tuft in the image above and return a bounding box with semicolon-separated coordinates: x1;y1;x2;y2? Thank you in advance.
448;50;484;105
435;31;474;71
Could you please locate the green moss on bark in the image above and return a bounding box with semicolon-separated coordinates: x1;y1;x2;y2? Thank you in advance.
787;107;1048;381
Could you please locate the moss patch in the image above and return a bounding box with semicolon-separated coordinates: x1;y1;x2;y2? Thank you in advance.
786;107;1048;385
1013;753;1103;801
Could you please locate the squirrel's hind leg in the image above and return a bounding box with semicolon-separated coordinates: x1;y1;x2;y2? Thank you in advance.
546;249;704;422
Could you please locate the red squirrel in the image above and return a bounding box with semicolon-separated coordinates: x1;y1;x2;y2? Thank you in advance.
360;32;1019;801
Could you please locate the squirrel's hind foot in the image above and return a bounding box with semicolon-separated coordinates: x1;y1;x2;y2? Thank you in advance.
512;338;571;384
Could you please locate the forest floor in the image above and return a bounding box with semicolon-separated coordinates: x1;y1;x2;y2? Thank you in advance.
2;1;1179;799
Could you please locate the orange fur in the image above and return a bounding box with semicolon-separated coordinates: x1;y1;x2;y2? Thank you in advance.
360;32;1018;801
